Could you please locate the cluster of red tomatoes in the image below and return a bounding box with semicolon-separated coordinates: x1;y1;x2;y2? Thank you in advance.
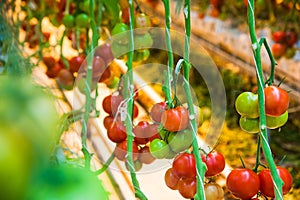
235;85;289;133
227;166;293;199
42;43;115;91
164;151;225;199
271;30;298;59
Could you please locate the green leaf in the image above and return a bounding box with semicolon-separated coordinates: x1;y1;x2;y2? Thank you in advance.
103;0;120;27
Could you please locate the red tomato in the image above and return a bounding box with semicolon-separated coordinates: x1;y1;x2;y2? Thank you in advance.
98;67;111;83
285;31;297;47
102;95;124;116
43;56;56;69
164;168;180;190
272;43;287;58
161;106;189;132
226;168;260;199
46;63;63;78
201;151;225;177
264;86;289;117
133;104;139;119
107;122;127;143
94;43;114;65
56;68;74;90
138;146;155;164
103;115;114;130
69;54;85;73
133;121;149;144
150;102;167;122
92;56;106;81
172;153;196;178
178;177;196;199
114;140;139;161
272;31;286;43
258;166;293;198
145;124;160;141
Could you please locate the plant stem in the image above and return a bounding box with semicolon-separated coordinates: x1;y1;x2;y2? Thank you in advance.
247;1;284;199
125;1;147;199
93;153;115;175
181;1;206;199
162;0;174;109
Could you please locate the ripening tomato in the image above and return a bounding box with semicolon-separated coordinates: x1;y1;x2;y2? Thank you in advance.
150;102;167;122
201;151;225;177
69;54;85;74
266;111;288;129
226;168;260;199
178;177;196;199
94;43;114;65
235;92;259;118
272;43;287;58
172;153;196;178
107;122;126;143
103;115;114;130
264;86;289;116
272;31;286;43
75;13;90;28
56;68;74;90
164;168;180;190
285;31;297;47
133;121;149;144
138;146;155;164
102;95;124;116
258;166;293;198
204;183;224;200
239;116;260;134
134;13;151;34
149;139;170;159
161;106;189;132
145;124;160;142
114;140;139;161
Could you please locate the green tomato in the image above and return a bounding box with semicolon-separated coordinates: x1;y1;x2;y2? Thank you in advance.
134;32;153;49
112;23;129;35
149;139;170;159
79;0;90;13
125;160;143;172
75;13;90;28
239;116;260;134
76;78;97;94
111;41;129;59
133;49;150;63
168;129;194;153
235;92;259;118
164;150;177;159
112;23;129;45
62;14;75;28
266;111;288;129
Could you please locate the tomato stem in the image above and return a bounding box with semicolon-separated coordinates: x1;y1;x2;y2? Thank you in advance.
93;153;115;175
162;0;174;109
125;1;148;199
181;1;206;199
247;1;284;199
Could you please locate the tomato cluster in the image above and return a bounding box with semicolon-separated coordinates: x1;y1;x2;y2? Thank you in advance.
235;85;289;133
227;166;293;199
164;151;225;199
271;30;298;59
42;43;115;91
111;11;153;63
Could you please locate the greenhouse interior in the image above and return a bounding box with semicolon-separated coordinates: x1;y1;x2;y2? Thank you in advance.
1;0;300;199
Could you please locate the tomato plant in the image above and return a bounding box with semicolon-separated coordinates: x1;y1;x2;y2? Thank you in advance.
102;95;124;116
201;151;225;177
107;121;127;143
178;177;196;199
226;168;260;199
149;139;170;159
272;31;286;43
150;102;167;122
133;121;149;144
258;166;293;198
167;129;193;153
239;116;260;134
114;140;139;161
161;106;189;132
264;86;289;117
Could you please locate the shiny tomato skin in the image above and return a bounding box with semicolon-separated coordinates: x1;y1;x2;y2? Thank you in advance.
239;116;260;134
204;183;224;200
172;153;196;178
107;122;126;143
235;92;259;118
150;102;167;122
264;86;289;117
161;106;189;132
145;124;160;141
266;111;288;129
102;95;124;116
178;177;196;199
103;115;114;130
272;43;287;58
68;54;85;73
149;139;170;159
133;121;149;144
94;43;114;65
164;168;180;190
258;166;293;198
138;146;155;164
272;31;286;43
226;168;260;199
114;140;139;161
201;151;225;177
